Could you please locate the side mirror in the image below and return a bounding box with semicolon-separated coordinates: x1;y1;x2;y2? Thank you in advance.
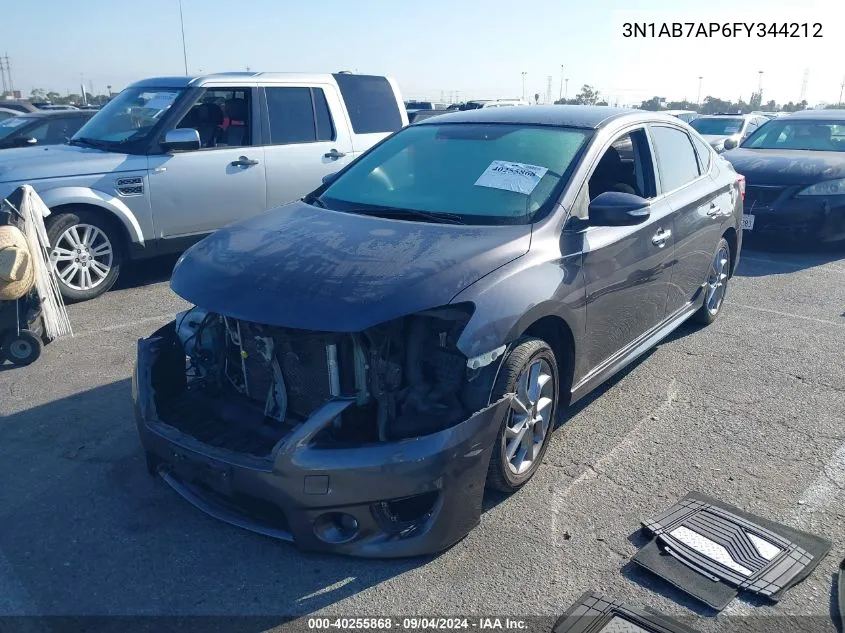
322;172;338;186
723;137;738;150
14;137;37;147
161;128;201;152
588;191;651;226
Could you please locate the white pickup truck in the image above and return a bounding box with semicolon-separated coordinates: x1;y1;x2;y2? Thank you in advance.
0;72;408;301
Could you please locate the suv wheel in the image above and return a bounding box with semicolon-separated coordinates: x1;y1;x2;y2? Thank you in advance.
47;209;123;302
486;337;558;493
693;237;731;326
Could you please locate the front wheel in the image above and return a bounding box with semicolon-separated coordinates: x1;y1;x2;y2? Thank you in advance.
693;237;731;326
486;337;559;493
47;209;123;302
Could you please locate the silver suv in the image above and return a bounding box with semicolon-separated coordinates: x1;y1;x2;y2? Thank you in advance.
0;72;407;301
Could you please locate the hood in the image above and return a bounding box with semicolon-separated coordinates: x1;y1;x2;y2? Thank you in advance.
170;201;532;332
0;144;138;184
721;148;845;186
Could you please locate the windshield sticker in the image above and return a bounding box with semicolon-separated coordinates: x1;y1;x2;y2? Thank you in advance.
140;93;179;112
0;117;27;128
474;161;549;195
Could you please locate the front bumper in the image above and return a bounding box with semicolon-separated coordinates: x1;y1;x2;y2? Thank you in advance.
133;332;511;558
744;194;845;241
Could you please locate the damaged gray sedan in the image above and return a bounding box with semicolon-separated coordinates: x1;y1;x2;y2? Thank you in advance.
134;106;744;556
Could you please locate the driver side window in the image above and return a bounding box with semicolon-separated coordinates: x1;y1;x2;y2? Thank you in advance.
588;129;656;201
174;87;253;150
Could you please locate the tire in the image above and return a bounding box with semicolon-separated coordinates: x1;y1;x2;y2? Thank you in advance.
486;337;559;493
46;208;123;302
2;329;43;366
692;237;731;326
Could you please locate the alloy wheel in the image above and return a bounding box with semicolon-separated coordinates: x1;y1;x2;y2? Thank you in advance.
706;246;729;315
503;359;555;475
50;223;114;291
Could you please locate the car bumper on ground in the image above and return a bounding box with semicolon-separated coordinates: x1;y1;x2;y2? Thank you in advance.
744;195;845;241
133;333;512;558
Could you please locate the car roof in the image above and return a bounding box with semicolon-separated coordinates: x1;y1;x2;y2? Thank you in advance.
128;72;389;89
414;105;642;129
783;109;845;119
15;110;94;119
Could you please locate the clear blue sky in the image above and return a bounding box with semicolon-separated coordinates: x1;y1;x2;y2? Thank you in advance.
3;0;842;106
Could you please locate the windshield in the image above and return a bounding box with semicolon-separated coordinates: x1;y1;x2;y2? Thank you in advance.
742;120;845;151
690;117;744;135
72;87;184;144
317;123;591;225
0;116;32;140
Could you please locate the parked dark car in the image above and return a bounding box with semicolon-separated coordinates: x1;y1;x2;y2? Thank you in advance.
0;110;94;150
0;100;39;114
722;109;845;241
134;106;744;557
690;113;770;152
408;109;449;123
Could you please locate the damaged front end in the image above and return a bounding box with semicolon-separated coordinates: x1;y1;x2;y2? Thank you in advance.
132;304;511;557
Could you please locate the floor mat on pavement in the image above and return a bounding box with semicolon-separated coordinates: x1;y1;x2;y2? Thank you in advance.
632;491;831;611
552;591;701;633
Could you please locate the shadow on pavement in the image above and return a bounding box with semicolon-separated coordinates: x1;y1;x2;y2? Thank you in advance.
737;235;845;277
113;254;182;291
0;379;424;617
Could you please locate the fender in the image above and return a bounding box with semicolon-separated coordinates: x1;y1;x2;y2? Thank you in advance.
38;186;145;246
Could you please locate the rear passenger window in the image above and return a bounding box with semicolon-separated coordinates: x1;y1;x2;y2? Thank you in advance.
649;126;700;192
313;88;335;141
333;74;403;134
691;135;711;172
266;87;316;144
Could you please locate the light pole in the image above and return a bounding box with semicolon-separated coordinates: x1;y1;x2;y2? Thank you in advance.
697;76;703;106
564;78;569;101
521;72;527;101
179;0;189;75
559;65;564;101
758;70;764;102
839;76;845;106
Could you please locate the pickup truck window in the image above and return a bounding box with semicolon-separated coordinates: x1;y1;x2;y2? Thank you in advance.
333;73;403;134
265;87;335;145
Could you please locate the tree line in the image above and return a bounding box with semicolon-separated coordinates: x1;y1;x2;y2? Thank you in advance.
551;84;842;112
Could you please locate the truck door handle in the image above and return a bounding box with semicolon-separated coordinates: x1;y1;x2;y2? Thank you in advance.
231;156;259;167
324;149;346;159
706;202;720;216
652;228;671;247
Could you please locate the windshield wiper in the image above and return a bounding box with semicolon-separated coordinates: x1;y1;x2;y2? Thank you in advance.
303;194;328;209
70;137;115;151
341;206;468;225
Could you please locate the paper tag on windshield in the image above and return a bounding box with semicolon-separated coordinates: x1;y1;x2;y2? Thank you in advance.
474;161;548;195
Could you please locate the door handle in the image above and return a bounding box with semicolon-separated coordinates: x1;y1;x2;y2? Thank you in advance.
231;156;259;167
652;228;671;247
706;202;720;216
324;149;346;159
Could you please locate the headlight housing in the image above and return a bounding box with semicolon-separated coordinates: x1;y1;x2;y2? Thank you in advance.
797;178;845;197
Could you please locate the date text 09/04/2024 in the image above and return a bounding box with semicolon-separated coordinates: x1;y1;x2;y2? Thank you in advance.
307;618;529;630
622;22;822;38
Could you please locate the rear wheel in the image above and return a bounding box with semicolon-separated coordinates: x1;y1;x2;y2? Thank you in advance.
486;337;558;493
47;208;123;302
693;237;731;326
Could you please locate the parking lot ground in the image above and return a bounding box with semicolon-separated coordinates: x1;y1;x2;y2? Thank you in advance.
1;243;843;631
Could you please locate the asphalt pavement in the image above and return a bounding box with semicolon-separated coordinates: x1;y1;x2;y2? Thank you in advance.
1;241;843;632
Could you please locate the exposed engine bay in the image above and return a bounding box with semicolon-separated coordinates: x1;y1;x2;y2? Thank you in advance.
151;304;499;457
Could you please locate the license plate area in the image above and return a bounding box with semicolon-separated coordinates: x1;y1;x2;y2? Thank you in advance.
742;214;755;230
171;451;233;496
